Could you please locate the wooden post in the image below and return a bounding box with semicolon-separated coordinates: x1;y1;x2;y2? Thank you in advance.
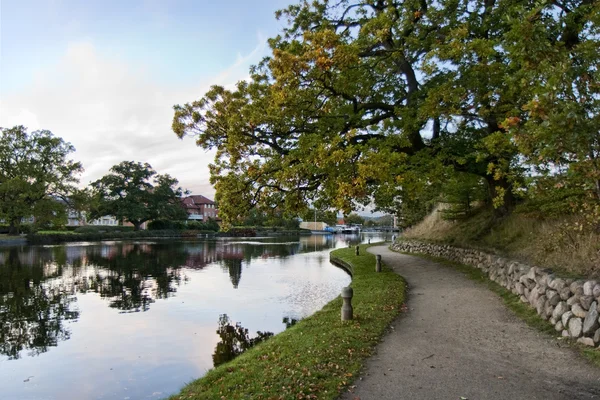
341;287;353;321
376;254;382;272
355;245;360;256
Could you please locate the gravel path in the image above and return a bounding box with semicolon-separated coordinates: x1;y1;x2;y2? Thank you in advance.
341;245;600;400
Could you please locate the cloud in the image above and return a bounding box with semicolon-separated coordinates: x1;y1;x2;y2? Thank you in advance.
0;37;269;197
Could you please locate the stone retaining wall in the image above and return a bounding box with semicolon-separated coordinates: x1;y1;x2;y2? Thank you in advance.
392;240;600;348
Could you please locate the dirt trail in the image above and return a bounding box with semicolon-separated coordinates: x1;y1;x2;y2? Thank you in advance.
341;245;600;400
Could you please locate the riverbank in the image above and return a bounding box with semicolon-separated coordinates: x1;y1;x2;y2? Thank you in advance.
25;229;217;244
168;243;406;400
0;234;26;246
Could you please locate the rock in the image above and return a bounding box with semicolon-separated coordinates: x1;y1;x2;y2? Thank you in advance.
515;282;525;295
536;295;547;315
593;284;600;298
562;329;570;337
552;301;569;321
527;267;537;281
594;328;600;345
535;286;547;296
525;279;536;290
580;295;594;311
568;317;583;338
567;295;581;306
577;337;596;347
545;302;555;319
570;281;584;296
519;295;528;303
550;278;566;292
583;280;598;296
555;320;563;332
530;288;540;304
546;290;560;306
562;311;574;328
572;304;587;318
559;287;572;301
582;302;599;336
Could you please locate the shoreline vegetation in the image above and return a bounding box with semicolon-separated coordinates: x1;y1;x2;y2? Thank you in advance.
168;243;406;400
22;227;313;245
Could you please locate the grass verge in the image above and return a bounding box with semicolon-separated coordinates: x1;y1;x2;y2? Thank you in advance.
400;251;600;368
169;244;406;400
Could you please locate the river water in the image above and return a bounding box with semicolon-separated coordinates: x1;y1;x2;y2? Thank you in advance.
0;232;390;400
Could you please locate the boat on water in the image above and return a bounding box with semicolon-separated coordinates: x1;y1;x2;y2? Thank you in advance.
336;225;361;234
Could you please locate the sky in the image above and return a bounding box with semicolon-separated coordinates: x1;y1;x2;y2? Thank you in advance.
0;0;292;199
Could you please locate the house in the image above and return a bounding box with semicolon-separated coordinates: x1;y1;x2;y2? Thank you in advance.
181;195;219;221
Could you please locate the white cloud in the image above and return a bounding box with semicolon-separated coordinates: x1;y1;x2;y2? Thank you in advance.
0;37;269;198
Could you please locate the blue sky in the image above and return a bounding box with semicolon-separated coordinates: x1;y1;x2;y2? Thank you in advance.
0;0;291;196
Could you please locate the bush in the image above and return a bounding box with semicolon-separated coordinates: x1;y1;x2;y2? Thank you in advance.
149;219;219;232
26;229;189;244
74;225;135;233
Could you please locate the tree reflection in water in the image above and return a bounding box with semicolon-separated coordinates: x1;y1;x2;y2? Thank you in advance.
0;248;79;360
212;314;274;367
0;236;344;360
84;243;189;313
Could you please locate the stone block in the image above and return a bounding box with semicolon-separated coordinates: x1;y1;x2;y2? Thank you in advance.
568;317;583;338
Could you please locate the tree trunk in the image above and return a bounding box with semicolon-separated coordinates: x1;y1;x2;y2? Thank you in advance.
486;176;515;217
8;219;19;235
133;222;142;231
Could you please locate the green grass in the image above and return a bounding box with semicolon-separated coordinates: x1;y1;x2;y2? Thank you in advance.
169;244;406;400
402;251;600;368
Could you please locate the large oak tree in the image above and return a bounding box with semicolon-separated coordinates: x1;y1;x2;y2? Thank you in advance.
0;126;83;234
90;161;187;231
173;0;599;226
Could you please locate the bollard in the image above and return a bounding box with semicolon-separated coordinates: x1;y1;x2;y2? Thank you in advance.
355;245;360;256
376;254;382;272
341;286;353;321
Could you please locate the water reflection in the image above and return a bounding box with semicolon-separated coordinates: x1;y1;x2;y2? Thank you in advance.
212;314;274;367
0;233;383;399
0;249;79;360
0;236;362;360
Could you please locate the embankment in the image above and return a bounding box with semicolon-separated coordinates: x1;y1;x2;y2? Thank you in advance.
169;244;405;400
392;240;600;349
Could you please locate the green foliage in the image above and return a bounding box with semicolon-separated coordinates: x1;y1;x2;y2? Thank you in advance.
74;225;134;233
440;173;488;220
299;208;337;226
170;244;405;400
172;0;599;228
148;219;220;232
344;213;364;225
90;161;187;231
26;229;188;244
0;126;82;234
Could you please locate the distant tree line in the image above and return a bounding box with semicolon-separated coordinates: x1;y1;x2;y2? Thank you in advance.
1;126;192;233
